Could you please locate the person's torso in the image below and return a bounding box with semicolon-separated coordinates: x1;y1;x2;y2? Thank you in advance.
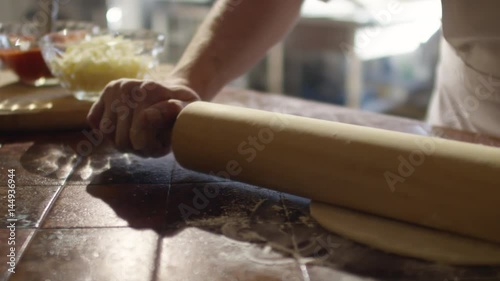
442;0;500;77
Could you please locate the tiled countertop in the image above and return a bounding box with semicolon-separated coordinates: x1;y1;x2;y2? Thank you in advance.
1;88;500;281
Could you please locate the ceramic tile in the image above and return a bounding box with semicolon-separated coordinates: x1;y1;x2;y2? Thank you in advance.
11;228;158;281
165;182;286;229
0;185;60;228
42;184;168;230
0;140;78;187
156;227;304;281
67;152;175;185
0;228;34;281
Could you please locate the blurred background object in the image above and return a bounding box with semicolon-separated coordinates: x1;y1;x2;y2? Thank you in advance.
0;21;99;86
0;0;442;120
40;28;164;101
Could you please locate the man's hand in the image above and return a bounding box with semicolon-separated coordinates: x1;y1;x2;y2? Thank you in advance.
87;78;200;157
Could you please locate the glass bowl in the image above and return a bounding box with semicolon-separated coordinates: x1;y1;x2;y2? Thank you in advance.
0;21;99;87
39;29;166;101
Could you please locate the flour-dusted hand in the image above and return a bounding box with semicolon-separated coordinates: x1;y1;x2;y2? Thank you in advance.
87;78;200;157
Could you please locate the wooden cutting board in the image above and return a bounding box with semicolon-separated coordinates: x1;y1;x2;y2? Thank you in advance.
0;71;92;131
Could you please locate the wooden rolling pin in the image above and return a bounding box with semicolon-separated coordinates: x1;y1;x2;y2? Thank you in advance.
171;102;500;243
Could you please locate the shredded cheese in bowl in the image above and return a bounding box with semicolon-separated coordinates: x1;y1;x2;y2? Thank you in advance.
50;35;154;99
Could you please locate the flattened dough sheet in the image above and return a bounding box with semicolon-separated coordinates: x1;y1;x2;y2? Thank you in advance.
310;201;500;265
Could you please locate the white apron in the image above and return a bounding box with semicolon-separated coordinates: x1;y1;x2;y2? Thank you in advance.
428;0;500;138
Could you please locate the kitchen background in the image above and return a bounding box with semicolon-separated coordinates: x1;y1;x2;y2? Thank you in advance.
0;0;442;120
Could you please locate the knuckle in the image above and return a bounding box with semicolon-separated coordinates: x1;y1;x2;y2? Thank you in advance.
141;80;158;91
106;79;121;90
119;79;129;88
131;86;148;101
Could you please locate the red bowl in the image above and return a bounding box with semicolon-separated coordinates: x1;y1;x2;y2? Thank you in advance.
0;47;54;86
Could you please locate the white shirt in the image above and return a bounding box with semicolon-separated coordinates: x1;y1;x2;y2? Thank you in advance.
426;0;500;138
318;0;500;137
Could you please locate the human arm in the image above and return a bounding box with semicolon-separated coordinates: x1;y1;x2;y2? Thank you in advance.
87;0;303;157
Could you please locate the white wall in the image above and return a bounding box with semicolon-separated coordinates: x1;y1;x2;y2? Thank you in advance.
105;0;143;30
0;0;107;27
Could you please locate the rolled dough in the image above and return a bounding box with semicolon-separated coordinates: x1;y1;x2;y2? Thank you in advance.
310;201;500;265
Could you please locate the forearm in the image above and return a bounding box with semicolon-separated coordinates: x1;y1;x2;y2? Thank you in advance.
169;0;303;100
